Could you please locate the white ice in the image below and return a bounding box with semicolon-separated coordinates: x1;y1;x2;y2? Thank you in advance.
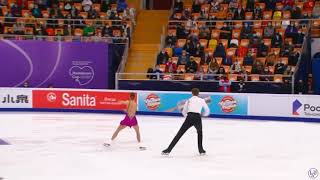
1;112;320;180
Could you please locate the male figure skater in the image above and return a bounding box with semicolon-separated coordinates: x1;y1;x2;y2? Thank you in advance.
162;88;210;155
104;92;145;150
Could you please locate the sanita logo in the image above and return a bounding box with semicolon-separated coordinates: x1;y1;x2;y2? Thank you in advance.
47;92;57;102
62;93;96;107
219;96;237;113
293;99;320;116
145;94;160;110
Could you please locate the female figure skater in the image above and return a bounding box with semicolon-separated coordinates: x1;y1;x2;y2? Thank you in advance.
104;93;145;150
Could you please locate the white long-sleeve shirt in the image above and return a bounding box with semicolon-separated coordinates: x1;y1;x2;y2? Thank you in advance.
182;96;210;117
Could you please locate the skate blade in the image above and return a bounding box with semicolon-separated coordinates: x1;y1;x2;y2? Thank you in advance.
103;143;111;147
139;147;147;151
199;153;207;156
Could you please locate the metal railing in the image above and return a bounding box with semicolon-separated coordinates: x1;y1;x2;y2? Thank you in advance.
0;34;128;44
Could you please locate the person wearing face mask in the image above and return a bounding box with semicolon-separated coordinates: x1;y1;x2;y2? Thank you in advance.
260;66;273;81
281;40;294;57
285;22;298;39
173;0;184;13
293;30;305;47
243;50;254;65
271;32;283;48
274;60;286;74
157;49;170;65
230;59;243;74
264;22;275;38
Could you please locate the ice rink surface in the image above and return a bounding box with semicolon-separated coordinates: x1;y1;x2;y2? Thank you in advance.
1;112;320;180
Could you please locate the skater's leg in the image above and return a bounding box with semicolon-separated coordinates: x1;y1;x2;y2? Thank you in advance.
111;125;127;141
193;117;205;153
133;125;141;143
165;117;193;152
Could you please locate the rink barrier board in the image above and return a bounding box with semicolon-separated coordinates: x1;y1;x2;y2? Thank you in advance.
1;108;320;123
0;88;319;122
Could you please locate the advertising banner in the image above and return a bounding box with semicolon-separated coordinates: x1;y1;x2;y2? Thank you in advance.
33;90;134;110
138;92;248;115
0;40;109;89
0;88;32;108
248;94;320;119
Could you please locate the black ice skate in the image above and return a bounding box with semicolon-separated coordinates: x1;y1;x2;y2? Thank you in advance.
199;150;206;156
161;149;170;156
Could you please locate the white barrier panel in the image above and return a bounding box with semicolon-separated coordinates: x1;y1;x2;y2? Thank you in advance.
0;88;32;108
248;94;320;118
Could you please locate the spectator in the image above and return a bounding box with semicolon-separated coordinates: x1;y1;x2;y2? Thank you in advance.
157;49;169;65
178;50;190;65
192;0;201;13
265;0;277;10
31;4;42;18
291;5;302;19
210;0;220;12
233;5;245;20
257;40;269;57
173;0;184;13
283;0;294;10
194;43;205;59
153;65;163;79
285;22;298;38
82;0;93;12
88;8;99;19
208;38;218;49
252;60;264;74
183;39;196;54
229;0;239;12
214;43;226;59
223;56;233;66
11;3;22;17
264;22;275;38
304;0;315;11
230;59;243;74
281;40;294;57
271;32;283;48
246;0;255;11
230;39;239;48
260;66;273;81
83;24;95;36
294;30;305;47
273;10;282;20
237;45;248;58
313;3;320;18
220;22;232;39
266;51;278;66
208;58;220;74
166;33;177;48
253;5;263;20
103;24;113;37
243;50;254;65
241;22;252;39
218;75;232;92
274;60;286;74
165;58;177;73
147;68;154;79
117;0;127;12
217;66;226;75
13;22;25;35
185;57;198;73
288;51;300;66
70;5;79;18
